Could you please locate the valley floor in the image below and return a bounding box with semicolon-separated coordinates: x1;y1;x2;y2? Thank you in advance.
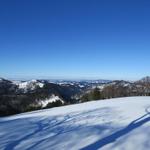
0;96;150;150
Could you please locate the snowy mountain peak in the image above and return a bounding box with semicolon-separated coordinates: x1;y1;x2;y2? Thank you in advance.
16;80;44;92
0;78;4;82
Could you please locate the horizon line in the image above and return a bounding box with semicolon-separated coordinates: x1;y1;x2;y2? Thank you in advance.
0;75;147;81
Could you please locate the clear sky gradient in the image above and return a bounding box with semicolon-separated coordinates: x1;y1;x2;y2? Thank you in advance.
0;0;150;80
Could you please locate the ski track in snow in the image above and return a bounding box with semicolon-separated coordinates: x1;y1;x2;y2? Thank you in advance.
0;97;150;150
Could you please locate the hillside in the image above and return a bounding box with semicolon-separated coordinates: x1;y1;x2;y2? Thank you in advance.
0;97;150;150
1;77;150;116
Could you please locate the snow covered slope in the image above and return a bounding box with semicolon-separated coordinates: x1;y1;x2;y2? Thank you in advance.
15;80;44;92
39;94;64;108
0;97;150;150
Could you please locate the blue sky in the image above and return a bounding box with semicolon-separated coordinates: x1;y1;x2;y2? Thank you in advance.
0;0;150;80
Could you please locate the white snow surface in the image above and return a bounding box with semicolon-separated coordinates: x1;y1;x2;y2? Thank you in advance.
0;96;150;150
16;80;44;91
39;95;64;108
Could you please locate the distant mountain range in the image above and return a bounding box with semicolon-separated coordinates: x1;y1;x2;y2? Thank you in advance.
0;77;150;116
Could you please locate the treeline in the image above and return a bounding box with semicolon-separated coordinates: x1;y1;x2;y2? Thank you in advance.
81;84;150;102
0;94;65;116
0;82;81;116
81;88;103;101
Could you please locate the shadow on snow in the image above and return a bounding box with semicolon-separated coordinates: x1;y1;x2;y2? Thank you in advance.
81;107;150;150
2;107;150;150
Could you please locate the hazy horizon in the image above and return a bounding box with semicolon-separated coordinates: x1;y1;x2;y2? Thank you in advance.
1;74;148;81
